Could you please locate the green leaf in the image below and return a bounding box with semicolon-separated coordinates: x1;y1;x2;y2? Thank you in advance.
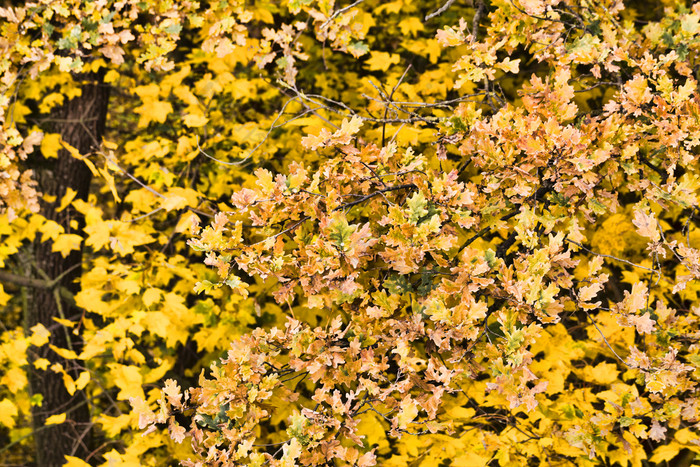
407;192;428;224
329;215;354;250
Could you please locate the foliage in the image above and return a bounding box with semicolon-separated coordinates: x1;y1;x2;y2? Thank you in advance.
1;0;700;466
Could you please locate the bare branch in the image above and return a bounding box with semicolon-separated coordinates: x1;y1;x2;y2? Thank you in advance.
321;0;365;29
425;0;457;21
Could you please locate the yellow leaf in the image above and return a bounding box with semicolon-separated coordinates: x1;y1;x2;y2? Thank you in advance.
133;83;160;99
446;406;475;420
103;139;118;150
109;364;145;400
625;75;653;106
97;414;132;438
84;219;113;251
52;233;83;257
45;412;67;425
436;26;463;47
0;284;10;307
650;442;682;463
29;323;51;347
56;188;77;213
647;379;666;393
161;195;188;212
63;456;91;467
584;362;619;385
578;283;602;303
61;141;99;176
41;133;62;158
398;17;424;37
63;372;76;395
453;452;490;466
160;187;199;212
175;211;199;234
183;113;209;128
49;345;79;360
496;58;521;74
104;69;120;83
137;100;173;127
337;115;363;138
142;288;162;307
397;397;418;429
675;428;696;444
74;371;90;391
0;399;18;428
108;221;156;255
98;167;121;202
115;278;140;295
39;219;64;242
365;51;401;72
142;311;170;339
34;358;50;370
52;317;76;328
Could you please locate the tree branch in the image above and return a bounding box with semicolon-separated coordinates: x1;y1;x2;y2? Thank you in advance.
425;0;456;21
0;270;51;289
333;184;415;212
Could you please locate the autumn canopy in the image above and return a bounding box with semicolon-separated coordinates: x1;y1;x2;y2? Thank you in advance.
1;0;700;465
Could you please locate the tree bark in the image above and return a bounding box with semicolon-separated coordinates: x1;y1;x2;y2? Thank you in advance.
28;72;108;466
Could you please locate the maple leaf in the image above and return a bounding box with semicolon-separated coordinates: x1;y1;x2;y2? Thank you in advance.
365;51;401;72
0;399;17;428
52;233;83;257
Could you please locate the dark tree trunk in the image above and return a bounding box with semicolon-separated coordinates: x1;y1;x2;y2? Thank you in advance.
28;72;108;467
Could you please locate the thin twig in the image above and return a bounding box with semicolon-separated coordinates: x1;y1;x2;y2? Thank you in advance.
321;0;365;29
333;184;415;211
566;239;661;280
582;308;635;369
425;0;456;21
472;0;486;43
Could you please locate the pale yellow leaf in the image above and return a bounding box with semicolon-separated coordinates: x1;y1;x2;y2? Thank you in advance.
183;113;209;128
29;323;50;347
626;281;648;313
632;209;660;241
